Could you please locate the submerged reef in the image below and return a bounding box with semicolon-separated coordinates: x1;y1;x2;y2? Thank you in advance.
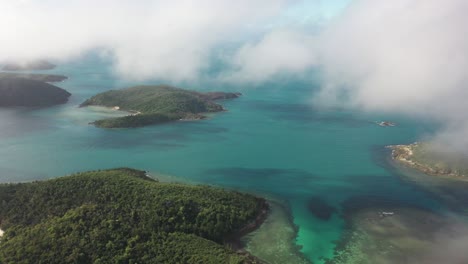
327;197;468;264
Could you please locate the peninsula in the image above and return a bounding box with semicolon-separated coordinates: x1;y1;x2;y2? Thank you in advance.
389;142;468;179
0;72;68;83
2;60;55;71
0;168;268;264
80;85;241;128
0;78;71;107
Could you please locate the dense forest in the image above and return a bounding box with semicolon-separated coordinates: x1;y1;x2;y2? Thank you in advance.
0;78;71;107
80;85;241;128
0;168;266;263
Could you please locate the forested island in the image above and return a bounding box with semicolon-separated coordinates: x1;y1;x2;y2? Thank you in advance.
0;168;268;264
0;78;71;107
0;72;68;83
390;143;468;179
2;60;56;71
80;85;241;128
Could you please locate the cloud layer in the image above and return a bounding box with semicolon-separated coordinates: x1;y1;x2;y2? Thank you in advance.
314;0;468;152
228;0;468;152
0;0;290;80
1;0;468;151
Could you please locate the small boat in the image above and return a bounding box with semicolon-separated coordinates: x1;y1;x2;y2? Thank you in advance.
381;211;395;216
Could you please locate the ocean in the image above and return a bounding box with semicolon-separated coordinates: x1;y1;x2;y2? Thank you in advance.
0;53;446;263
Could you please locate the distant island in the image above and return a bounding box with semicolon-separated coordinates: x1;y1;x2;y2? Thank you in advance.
2;60;55;71
0;72;67;83
0;78;71;107
389;142;468;179
0;168;267;264
80;85;241;128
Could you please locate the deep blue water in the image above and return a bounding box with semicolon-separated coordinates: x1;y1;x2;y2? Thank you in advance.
0;54;445;263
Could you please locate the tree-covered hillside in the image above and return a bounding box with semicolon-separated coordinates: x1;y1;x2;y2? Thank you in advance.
80;85;241;128
0;78;71;107
0;168;266;264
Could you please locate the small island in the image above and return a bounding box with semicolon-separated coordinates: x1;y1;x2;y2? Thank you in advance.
80;85;241;128
389;142;468;179
0;72;68;83
376;121;396;127
2;60;55;71
0;78;71;107
0;168;268;264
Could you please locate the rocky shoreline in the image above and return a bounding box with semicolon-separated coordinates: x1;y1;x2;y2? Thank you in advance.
388;143;467;179
225;199;270;251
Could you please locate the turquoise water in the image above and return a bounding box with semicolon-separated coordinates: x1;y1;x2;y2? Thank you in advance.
0;54;445;263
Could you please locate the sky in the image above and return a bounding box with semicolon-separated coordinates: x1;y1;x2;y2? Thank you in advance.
1;0;467;153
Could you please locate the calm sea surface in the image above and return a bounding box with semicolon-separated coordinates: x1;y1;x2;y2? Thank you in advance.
0;54;445;263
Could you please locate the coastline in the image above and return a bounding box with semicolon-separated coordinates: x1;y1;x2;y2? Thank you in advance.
388;143;468;180
225;199;270;250
146;171;309;263
241;200;312;264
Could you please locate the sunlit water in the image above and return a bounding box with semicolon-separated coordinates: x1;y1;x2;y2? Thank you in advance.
0;54;447;263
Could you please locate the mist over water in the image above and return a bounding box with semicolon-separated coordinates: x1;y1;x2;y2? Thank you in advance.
0;54;449;263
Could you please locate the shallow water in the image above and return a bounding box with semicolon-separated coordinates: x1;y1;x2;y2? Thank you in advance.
0;54;448;263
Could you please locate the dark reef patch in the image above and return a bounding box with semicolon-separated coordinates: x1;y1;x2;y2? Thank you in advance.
204;167;318;194
245;100;370;127
307;196;337;221
206;167;317;182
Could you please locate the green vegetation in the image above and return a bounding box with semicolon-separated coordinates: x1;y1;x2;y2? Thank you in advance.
0;78;71;107
80;85;241;128
0;72;67;83
0;168;266;264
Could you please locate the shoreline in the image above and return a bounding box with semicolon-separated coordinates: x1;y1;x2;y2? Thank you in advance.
241;200;312;264
225;199;270;251
388;143;467;180
146;171;273;261
146;171;309;263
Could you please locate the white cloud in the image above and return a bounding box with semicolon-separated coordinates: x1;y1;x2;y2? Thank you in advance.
223;29;317;83
0;0;291;81
226;0;468;151
315;0;468;116
2;0;467;151
311;0;468;151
